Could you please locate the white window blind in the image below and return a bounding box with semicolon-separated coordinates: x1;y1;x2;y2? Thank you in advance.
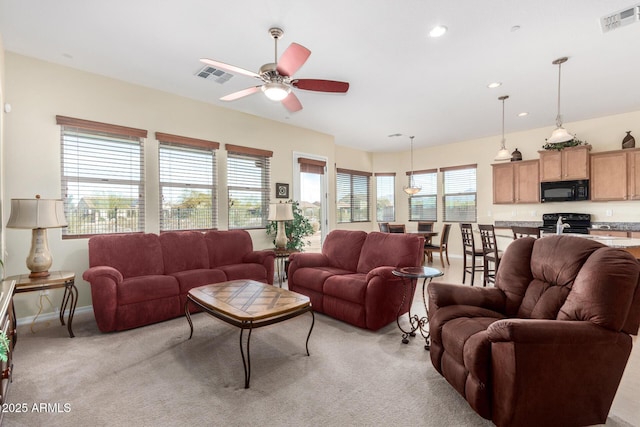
442;164;477;222
375;173;395;222
337;168;371;223
157;132;219;231
227;144;272;229
57;116;146;237
408;169;438;221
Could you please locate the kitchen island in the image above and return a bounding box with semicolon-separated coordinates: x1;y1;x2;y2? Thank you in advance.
572;234;640;258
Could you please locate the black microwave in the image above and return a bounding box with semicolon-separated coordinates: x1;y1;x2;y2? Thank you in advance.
540;180;589;202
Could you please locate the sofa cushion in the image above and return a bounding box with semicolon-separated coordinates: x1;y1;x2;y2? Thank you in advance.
357;232;423;274
88;233;164;279
290;268;336;293
323;273;368;305
170;269;227;295
322;230;367;272
217;263;269;283
118;275;179;305
159;231;209;274
205;230;253;267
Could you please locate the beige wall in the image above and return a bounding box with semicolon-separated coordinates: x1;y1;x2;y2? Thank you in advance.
3;50;640;320
2;53;339;319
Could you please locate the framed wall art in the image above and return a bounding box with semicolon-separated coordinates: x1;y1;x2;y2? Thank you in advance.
276;183;289;199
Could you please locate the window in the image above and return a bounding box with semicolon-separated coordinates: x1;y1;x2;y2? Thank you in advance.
408;169;437;221
375;173;395;222
227;144;272;229
58;116;146;237
442;164;477;222
336;168;371;223
157;132;219;231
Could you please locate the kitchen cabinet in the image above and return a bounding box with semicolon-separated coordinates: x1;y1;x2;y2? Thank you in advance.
492;160;539;204
539;145;591;182
590;148;640;201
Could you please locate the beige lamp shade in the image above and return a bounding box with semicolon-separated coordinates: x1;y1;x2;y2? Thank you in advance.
6;197;68;229
268;202;294;221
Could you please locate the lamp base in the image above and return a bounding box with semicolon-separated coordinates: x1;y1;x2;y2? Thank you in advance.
26;228;53;279
275;220;288;250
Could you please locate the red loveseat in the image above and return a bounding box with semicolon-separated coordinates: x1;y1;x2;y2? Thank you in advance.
287;230;424;330
83;230;274;332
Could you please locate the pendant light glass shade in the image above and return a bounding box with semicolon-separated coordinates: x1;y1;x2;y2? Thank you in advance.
548;57;573;143
403;136;422;195
494;95;511;161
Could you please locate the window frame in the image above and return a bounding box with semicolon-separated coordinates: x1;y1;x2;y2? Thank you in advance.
156;132;219;232
441;164;477;223
375;173;395;222
57;115;146;238
407;169;438;222
336;168;371;223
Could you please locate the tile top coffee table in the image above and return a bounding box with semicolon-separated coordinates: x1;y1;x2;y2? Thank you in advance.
185;279;314;388
392;266;443;350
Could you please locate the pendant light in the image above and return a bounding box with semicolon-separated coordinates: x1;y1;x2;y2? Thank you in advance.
547;57;573;143
494;95;511;161
403;136;421;195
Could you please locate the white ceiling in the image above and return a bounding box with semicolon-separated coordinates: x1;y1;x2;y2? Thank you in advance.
1;0;640;152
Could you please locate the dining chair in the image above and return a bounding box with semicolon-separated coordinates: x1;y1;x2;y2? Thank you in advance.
424;223;451;268
460;223;484;285
417;222;434;232
388;224;406;233
478;224;503;286
378;222;390;232
511;225;541;239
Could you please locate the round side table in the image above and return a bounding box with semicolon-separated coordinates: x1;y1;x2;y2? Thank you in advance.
392;266;443;350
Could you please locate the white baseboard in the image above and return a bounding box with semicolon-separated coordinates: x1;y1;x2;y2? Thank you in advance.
15;305;93;327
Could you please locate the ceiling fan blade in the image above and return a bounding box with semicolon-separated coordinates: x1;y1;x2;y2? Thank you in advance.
276;43;311;77
292;79;349;93
282;92;303;112
220;86;261;101
200;58;261;80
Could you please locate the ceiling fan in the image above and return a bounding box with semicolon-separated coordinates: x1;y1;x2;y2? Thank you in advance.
200;27;349;112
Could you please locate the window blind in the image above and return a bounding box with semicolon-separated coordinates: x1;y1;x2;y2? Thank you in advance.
227;145;272;229
408;169;438;221
336;168;371;223
298;157;326;175
442;164;477;222
57;116;146;237
157;132;219;231
375;173;395;222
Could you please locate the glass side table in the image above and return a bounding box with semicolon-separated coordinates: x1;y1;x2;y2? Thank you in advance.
392;266;443;350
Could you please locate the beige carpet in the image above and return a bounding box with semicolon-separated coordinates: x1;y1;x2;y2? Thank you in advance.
3;307;634;427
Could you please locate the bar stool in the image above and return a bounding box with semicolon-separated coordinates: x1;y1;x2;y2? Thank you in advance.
511;226;541;239
479;224;503;286
460;223;484;285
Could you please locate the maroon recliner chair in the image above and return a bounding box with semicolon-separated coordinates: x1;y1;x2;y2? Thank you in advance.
428;235;640;427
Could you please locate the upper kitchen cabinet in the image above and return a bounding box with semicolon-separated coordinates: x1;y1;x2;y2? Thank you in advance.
591;148;640;201
492;160;540;204
539;145;591;182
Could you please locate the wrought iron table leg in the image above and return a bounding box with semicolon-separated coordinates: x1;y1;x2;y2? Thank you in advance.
239;322;253;389
58;280;77;338
396;277;419;344
185;300;194;339
305;311;315;355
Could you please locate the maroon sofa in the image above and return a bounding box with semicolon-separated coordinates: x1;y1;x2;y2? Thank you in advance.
83;230;275;332
287;230;424;330
428;235;640;427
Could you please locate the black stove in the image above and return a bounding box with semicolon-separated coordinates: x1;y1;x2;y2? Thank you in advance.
540;213;591;234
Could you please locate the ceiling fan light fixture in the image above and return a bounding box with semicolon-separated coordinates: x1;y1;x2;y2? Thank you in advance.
429;25;448;38
262;82;291;101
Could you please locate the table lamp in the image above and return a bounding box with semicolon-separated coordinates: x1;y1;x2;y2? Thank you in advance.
6;195;68;278
268;202;294;250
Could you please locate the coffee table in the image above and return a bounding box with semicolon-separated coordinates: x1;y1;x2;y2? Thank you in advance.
185;279;314;388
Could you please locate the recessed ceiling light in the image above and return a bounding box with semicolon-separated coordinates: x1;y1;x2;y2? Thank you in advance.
510;25;521;32
429;25;448;38
518;112;529;117
487;82;502;89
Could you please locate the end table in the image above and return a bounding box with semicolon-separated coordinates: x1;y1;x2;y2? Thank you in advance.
392;266;443;350
7;271;77;338
273;249;297;287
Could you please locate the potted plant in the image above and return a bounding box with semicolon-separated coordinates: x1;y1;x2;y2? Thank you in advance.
266;200;315;251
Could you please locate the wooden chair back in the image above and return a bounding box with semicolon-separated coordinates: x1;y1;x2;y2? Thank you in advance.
388;224;406;233
378;222;390;232
512;226;541;239
418;221;434;232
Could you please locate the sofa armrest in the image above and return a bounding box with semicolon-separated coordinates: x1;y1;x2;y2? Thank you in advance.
82;266;123;332
243;249;275;265
365;266;398;282
288;252;330;268
428;281;505;312
487;318;619;345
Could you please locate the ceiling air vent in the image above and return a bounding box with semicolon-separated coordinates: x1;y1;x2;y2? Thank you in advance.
600;5;640;33
195;65;233;84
